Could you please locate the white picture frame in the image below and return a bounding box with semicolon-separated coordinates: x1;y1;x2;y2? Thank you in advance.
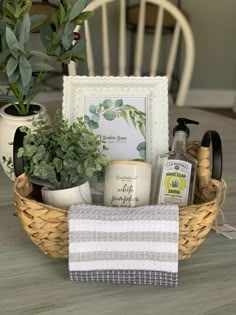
62;76;169;166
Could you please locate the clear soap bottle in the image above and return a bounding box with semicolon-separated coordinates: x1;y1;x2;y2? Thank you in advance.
153;118;199;207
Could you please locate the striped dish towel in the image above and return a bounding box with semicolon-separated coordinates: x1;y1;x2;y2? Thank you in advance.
68;204;179;287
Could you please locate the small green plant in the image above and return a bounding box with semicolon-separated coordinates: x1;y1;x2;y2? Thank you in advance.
18;111;110;189
0;0;92;115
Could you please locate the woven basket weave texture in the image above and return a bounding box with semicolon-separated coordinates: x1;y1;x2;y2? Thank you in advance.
14;142;226;260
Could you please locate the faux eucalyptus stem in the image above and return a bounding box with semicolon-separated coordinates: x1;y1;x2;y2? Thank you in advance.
0;0;92;115
9;83;26;115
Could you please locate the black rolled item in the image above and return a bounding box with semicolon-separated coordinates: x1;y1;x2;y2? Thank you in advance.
201;130;222;181
13;127;26;178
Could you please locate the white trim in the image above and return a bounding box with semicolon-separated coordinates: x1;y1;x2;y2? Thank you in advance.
70;242;178;254
69;219;178;233
185;89;236;108
69;261;178;273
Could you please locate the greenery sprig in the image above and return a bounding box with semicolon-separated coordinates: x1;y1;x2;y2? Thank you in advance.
18;111;109;189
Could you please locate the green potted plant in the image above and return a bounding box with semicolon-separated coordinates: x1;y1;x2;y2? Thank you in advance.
0;0;91;177
17;111;110;208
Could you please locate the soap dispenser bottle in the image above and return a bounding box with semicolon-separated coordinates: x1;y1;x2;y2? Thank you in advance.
154;118;199;207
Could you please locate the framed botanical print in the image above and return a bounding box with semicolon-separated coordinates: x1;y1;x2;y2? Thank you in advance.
62;76;169;166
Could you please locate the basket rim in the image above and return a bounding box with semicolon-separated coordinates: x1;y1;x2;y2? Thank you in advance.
180;178;227;210
14;173;227;213
14;173;68;214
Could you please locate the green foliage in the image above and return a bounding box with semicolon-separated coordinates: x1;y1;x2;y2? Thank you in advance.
18;111;110;189
86;99;146;136
85;98;146;159
104;109;116;121
0;0;91;115
136;142;146;159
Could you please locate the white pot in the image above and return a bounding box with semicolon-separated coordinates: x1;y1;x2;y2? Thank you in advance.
41;181;92;209
0;103;50;180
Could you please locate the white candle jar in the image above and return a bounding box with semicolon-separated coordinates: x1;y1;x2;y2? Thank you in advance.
104;160;152;207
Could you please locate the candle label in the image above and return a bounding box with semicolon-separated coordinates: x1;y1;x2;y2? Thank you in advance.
104;165;151;207
111;176;140;207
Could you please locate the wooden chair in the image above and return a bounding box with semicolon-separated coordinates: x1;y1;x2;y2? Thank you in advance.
68;0;195;106
30;1;58;23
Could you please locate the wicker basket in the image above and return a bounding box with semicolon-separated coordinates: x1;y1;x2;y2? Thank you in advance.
13;139;226;260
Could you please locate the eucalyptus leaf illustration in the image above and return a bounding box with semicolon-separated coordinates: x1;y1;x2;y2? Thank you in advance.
89;104;97;113
137;121;145;138
91;113;99;123
115;99;123;107
104;109;116;121
84;115;90;124
119;105;128;112
103;99;113;109
129;111;136;128
136;142;146;151
138;150;145;159
119;111;129;124
88;120;99;129
126;104;141;112
136;141;146;159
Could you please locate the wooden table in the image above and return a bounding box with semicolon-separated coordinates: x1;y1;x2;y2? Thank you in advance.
0;107;236;314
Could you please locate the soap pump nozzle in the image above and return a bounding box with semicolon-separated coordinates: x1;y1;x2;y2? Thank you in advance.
173;118;199;138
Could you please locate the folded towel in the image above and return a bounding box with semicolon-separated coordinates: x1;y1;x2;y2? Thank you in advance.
68;204;179;287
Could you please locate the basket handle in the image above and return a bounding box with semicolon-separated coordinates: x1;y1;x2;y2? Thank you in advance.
13;127;26;177
201;130;222;181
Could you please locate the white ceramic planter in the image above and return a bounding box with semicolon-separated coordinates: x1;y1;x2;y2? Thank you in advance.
41;181;92;209
0;103;50;180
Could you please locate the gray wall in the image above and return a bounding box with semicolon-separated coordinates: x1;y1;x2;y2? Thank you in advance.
181;0;236;90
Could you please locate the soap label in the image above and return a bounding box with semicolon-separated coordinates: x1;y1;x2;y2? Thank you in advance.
158;159;192;206
151;156;167;204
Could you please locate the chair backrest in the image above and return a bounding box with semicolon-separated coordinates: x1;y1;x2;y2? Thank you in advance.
68;0;195;106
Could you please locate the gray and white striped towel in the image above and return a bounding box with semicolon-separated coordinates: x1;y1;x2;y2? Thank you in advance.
68;204;179;287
